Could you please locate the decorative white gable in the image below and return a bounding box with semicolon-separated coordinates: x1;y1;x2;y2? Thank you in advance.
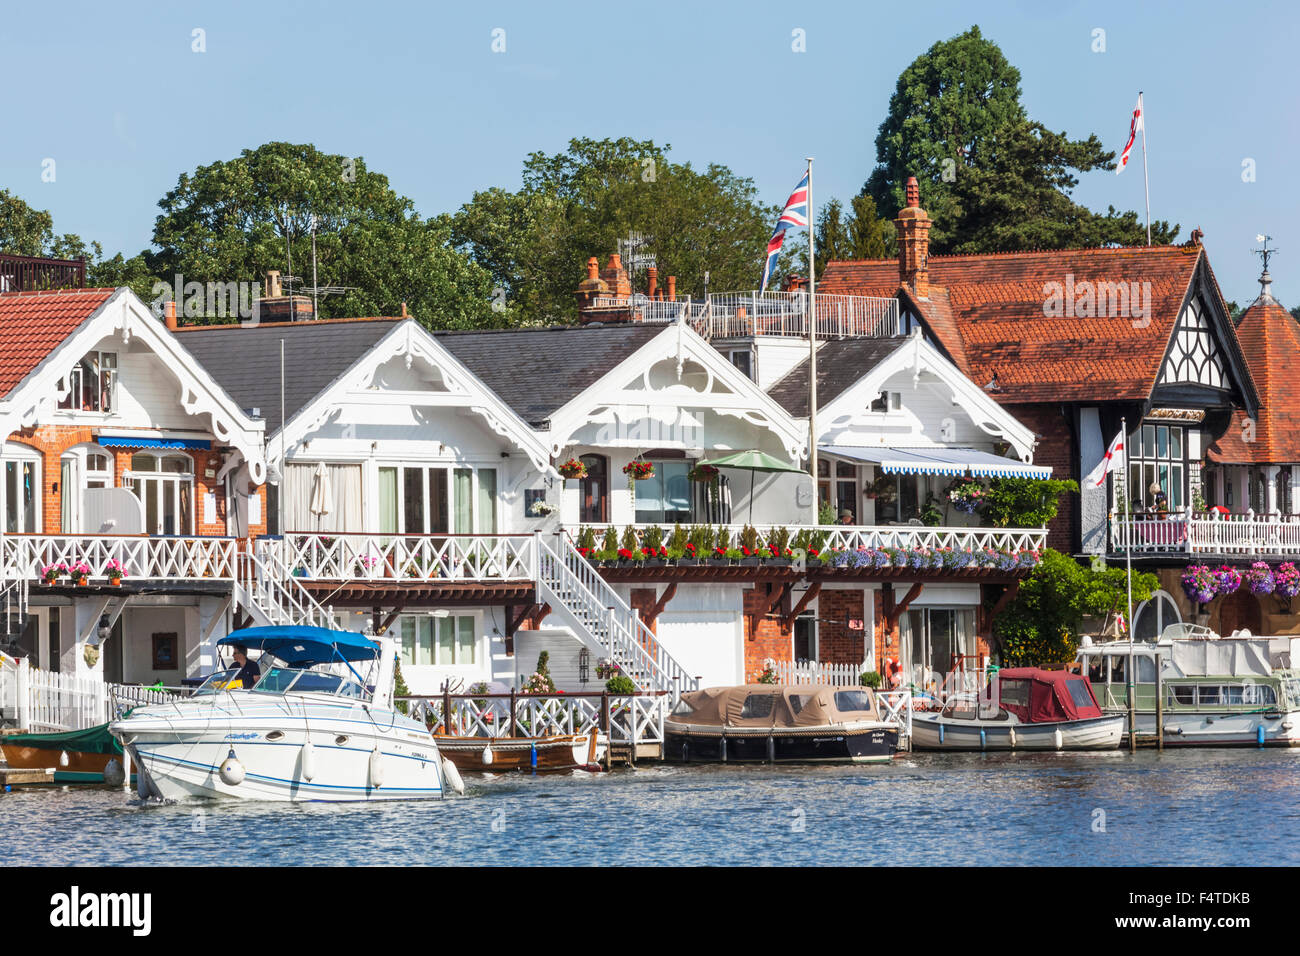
545;322;808;462
1158;295;1229;390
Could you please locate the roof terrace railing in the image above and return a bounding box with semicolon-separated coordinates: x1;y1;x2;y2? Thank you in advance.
0;253;86;293
589;290;900;340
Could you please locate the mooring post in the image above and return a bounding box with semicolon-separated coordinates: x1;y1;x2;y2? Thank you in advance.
443;686;452;735
510;687;518;738
1155;647;1164;752
601;691;612;771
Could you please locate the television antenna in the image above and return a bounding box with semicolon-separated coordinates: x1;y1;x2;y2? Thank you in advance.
295;214;355;316
618;231;657;294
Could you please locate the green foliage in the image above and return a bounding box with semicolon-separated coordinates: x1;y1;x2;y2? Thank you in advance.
392;659;410;715
809;195;896;277
605;673;637;695
920;495;945;527
148;142;505;328
601;526;619;553
576;526;597;550
740;524;761;551
642;525;664;550
768;526;791;553
861;26;1176;253
619;525;639;552
982;477;1079;528
667;524;689;552
715;527;732;551
450;137;784;325
860;671;882;689
994;549;1158;666
688;525;715;552
818;502;838;525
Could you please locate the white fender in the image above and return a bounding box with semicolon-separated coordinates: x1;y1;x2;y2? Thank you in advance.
442;757;465;796
219;750;245;786
481;745;494;766
301;739;316;782
1053;727;1064;751
1008;727;1017;750
368;746;384;788
102;758;125;788
58;750;70;768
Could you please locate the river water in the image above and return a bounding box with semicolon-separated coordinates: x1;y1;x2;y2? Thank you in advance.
2;749;1297;866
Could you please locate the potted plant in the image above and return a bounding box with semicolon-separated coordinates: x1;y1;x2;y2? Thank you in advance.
755;658;780;684
557;458;587;480
622;460;654;481
528;498;559;519
71;562;91;586
104;559;125;586
687;463;719;485
738;525;762;566
40;563;66;585
605;672;636;695
947;480;985;515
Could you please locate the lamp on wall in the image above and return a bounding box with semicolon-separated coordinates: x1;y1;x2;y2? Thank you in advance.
88;615;112;647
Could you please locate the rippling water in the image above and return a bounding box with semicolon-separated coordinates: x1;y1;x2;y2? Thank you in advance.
3;749;1297;866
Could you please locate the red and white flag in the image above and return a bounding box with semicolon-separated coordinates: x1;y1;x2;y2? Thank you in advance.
1116;93;1144;175
1084;429;1125;489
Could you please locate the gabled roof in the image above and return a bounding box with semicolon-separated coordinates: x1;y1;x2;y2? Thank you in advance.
175;318;402;434
433;324;664;426
766;337;909;416
820;245;1255;408
0;288;117;398
1207;291;1300;464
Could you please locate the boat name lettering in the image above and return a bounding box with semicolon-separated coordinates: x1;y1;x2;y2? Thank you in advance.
224;733;260;740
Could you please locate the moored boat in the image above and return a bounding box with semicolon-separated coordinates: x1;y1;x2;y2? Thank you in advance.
911;667;1124;751
433;731;603;772
110;625;456;802
665;684;899;763
1;723;132;785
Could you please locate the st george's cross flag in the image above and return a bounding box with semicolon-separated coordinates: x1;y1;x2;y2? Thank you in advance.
1116;93;1144;174
1084;429;1125;489
759;171;810;293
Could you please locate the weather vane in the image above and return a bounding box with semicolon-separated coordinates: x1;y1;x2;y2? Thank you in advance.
1253;234;1278;274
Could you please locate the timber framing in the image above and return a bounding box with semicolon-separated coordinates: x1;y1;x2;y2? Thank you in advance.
297;580;535;608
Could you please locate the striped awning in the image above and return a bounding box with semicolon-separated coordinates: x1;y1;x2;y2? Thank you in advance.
97;436;211;450
824;445;1052;479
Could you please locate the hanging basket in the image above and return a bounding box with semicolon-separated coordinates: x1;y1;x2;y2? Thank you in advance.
557;458;587;480
687;463;719;484
622;460;654;481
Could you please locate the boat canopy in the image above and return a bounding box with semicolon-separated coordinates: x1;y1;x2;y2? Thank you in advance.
670;684;881;727
991;668;1102;722
218;626;379;666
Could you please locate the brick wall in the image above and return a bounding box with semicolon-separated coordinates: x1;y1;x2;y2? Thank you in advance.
816;588;866;664
742;583;791;680
1005;402;1077;552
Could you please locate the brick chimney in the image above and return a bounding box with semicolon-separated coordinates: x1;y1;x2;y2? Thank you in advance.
647;266;658;299
599;253;632;298
666;275;676;300
254;269;314;323
894;176;932;298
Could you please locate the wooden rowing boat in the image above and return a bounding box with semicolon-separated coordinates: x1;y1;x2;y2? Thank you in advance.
0;723;131;784
433;731;602;773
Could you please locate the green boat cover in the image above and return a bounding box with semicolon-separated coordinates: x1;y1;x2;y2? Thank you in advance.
3;722;122;756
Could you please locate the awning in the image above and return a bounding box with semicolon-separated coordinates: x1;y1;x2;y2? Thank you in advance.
824;445;1052;479
98;436;211;450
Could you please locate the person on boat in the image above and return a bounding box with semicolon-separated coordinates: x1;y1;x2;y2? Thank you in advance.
230;644;261;689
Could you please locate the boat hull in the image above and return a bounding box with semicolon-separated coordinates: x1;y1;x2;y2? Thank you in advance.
910;713;1124;751
665;721;898;763
1;723;130;784
434;732;602;772
111;694;444;802
1119;709;1300;747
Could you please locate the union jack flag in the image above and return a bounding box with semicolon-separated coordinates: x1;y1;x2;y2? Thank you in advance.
759;171;810;293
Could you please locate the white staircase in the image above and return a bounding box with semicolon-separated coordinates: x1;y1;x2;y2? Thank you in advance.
236;541;337;629
0;577;29;658
534;533;697;699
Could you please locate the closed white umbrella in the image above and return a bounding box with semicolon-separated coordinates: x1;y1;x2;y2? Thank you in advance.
309;462;333;528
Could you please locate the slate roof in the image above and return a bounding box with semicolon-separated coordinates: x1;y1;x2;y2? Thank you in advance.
433;323;665;425
174;318;402;434
1207;292;1300;464
766;337;910;417
820;245;1250;406
0;287;117;398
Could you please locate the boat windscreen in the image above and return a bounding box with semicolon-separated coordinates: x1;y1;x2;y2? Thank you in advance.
833;689;874;714
193;667;243;695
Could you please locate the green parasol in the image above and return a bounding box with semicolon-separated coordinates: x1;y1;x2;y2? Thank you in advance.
698;450;806;523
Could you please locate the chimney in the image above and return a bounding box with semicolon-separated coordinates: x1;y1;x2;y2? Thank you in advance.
894;176;932;298
575;255;612;318
265;270;283;299
599;253;632;298
253;268;315;323
647;266;658;299
667;275;676;300
163;300;178;331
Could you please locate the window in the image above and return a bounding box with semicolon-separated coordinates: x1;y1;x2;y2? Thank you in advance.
834;689;874;713
999;679;1030;709
398;614;478;666
1197;685;1222;706
2;452;40;533
1158;298;1227;389
381;465;494;535
942;697;977;720
128;452;193;535
1170;684;1195;705
835;460;857;522
870;391;901;413
58;351;117;412
1127;424;1188;512
1066;679;1095;709
1134;591;1181;642
729;350;753;380
740;693;776;719
634;460;692;523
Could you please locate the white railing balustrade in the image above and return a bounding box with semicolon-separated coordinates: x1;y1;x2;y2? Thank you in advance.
592;290;900;340
0;535;236;582
243;542;338;629
1110;509;1300;555
272;533;535;582
876;689;914;747
403;692;668;749
772;659;866;685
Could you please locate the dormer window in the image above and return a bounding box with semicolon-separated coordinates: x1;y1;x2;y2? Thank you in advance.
58;351;117;413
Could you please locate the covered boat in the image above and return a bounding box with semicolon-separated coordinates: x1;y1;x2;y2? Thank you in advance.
665;684;899;763
911;667;1124;751
1;723;130;785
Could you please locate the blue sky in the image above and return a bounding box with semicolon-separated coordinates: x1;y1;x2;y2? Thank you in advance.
4;0;1297;306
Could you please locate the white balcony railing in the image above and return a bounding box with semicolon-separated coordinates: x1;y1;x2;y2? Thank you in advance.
0;535;237;582
591;290;900;340
571;523;1047;557
1111;510;1300;555
272;533;536;582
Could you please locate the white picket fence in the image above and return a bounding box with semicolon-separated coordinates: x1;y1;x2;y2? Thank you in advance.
0;658;175;732
771;659;866;685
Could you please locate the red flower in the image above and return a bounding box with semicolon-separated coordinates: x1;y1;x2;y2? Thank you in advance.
618;547;633;559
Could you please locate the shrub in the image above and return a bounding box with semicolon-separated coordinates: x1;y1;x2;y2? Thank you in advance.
642;525;665;550
982;478;1079;528
740;524;761;552
620;525;639;552
768;526;791;554
859;671;882;689
667;524;689;551
688;525;714;552
602;526;619;553
576;526;597;551
716;527;731;551
605;673;637;695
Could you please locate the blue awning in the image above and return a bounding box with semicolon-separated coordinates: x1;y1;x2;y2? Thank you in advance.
218;626;379;666
98;436;211;450
823;445;1053;479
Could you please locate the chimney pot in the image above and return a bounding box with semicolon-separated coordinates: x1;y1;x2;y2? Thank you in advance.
667;275;676;300
905;176;920;208
265;270;283;298
163;300;178;331
608;253;622;271
894;177;932;298
647;266;658;299
586;256;599;281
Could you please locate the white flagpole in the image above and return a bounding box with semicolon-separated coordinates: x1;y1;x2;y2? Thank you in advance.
1139;92;1150;245
806;156;818;523
1122;416;1133;632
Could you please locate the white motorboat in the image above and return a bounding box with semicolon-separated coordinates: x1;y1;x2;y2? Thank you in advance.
911;667;1124;751
110;625;458;802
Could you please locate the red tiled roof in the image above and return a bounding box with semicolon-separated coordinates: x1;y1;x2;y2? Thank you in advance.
0;287;117;399
1207;293;1300;464
821;245;1233;405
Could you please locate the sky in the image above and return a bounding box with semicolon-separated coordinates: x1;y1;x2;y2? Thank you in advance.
3;0;1298;307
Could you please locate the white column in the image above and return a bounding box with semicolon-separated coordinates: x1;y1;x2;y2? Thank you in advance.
1291;465;1300;514
1265;465;1281;515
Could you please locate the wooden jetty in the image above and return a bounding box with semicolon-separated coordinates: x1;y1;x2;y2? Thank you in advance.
0;765;56;787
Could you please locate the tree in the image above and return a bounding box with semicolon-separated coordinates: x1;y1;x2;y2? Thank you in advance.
451;137;782;324
993;549;1158;666
0;189;57;256
149;142;505;329
808;195;896;278
861;26;1176;253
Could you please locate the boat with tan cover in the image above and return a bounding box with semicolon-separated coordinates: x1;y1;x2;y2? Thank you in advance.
665;684;899;763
